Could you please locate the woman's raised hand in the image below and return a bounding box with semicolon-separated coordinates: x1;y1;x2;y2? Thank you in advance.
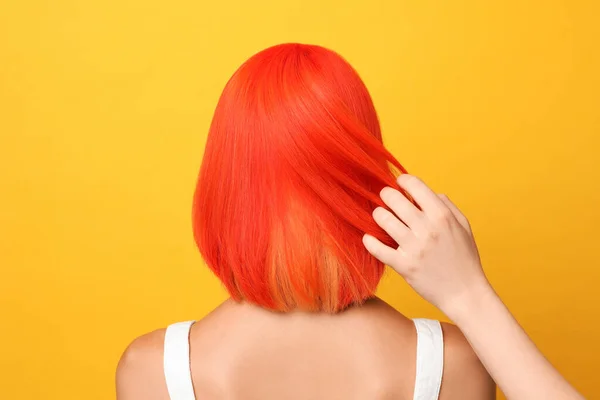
362;174;491;319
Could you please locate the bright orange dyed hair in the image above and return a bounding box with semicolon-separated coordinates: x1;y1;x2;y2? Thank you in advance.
193;43;406;313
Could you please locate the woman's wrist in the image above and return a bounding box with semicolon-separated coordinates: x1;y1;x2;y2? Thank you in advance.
441;278;499;326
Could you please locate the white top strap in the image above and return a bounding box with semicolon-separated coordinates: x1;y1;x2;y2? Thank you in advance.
164;321;196;400
412;319;444;400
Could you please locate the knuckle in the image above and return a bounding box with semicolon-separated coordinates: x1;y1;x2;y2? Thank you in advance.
406;264;419;276
433;209;452;224
374;208;395;225
464;221;473;233
426;229;440;241
411;246;427;259
381;213;396;225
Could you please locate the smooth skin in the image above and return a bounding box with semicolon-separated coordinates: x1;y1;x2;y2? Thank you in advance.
363;174;585;400
117;298;494;399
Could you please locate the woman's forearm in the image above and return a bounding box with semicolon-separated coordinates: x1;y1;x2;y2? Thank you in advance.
448;286;584;400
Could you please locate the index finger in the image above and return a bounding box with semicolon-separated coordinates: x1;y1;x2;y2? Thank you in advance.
397;174;446;217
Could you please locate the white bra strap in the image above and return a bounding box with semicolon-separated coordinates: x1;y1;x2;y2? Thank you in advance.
412;319;444;400
164;321;196;400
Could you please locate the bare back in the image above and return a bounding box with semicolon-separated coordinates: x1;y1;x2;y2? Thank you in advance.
116;298;495;399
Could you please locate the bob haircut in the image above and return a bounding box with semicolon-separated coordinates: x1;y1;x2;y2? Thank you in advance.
193;43;406;313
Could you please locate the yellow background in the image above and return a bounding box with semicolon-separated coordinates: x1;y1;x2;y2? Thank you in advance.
1;0;598;398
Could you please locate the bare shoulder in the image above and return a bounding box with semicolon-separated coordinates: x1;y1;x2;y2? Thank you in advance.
116;328;169;400
440;322;496;400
